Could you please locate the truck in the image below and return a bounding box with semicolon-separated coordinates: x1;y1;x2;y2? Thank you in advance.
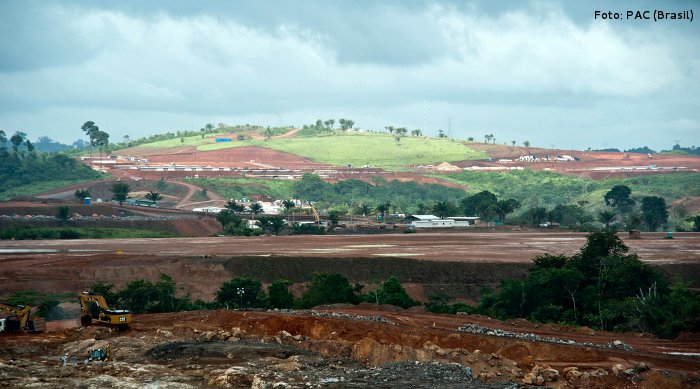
78;292;132;330
0;302;46;333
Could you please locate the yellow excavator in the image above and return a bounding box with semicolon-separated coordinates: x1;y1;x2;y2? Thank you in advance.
78;292;132;330
0;302;46;333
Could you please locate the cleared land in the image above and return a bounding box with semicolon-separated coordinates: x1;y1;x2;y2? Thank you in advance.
1;232;697;302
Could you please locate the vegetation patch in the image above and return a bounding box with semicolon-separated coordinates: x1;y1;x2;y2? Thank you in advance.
197;133;486;168
0;226;179;240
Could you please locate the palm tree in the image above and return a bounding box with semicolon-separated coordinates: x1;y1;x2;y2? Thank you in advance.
226;200;245;214
282;199;295;223
357;203;372;217
376;202;390;222
145;191;162;202
249;202;264;221
432;201;452;219
598;210;616;229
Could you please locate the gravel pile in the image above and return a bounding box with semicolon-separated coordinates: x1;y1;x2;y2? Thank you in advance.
458;323;633;351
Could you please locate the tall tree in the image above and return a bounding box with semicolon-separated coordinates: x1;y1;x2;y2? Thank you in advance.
249;202;264;221
432;201;453;219
598;210;616;229
376;202;390;221
641;196;668;231
110;182;131;206
10;132;24;153
604;185;634;208
226;200;246;215
495;199;521;223
282;199;296;222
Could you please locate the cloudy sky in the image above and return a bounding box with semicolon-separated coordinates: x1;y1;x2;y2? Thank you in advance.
1;0;698;150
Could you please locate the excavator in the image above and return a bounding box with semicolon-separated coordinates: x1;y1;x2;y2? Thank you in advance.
0;302;46;333
78;292;132;330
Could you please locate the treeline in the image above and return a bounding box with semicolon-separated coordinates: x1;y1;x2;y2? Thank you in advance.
86;273;418;314
293;174;465;214
472;232;700;339
298;118;356;136
0;148;102;197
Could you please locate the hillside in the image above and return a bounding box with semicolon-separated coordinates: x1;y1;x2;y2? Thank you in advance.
129;129;487;168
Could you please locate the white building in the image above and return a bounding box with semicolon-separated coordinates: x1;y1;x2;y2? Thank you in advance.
405;215;454;228
405;215;480;228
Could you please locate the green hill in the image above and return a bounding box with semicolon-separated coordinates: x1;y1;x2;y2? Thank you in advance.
135;131;486;168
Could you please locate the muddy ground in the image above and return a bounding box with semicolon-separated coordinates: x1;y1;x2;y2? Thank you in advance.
0;232;698;302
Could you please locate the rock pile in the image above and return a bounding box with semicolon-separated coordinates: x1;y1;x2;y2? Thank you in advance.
458;323;633;351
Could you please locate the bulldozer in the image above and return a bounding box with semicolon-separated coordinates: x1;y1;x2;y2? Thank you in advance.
78;292;132;330
0;302;46;333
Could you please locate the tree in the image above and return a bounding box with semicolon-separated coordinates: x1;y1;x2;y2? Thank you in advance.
226;200;246;214
10;132;23;153
0;130;6;147
92;130;109;159
264;127;273;140
258;216;286;235
338;118;354;131
249;202;264;220
216;276;263;309
56;206;71;223
267;279;294;309
204;123;215;132
411;129;422;136
216;209;242;229
511;140;516;146
324;119;335;130
74;189;91;201
461;190;498;219
328;210;342;226
437;129;445;138
25;140;34;152
110;182;131;206
145;191;162;202
523;140;530;147
298;272;357;308
376;202;390;221
432;201;453;219
641;196;668;231
598;210;616;229
369;277;418;309
494;199;521;223
282;199;295;222
604;185;634;208
356;203;372;217
525;207;548;226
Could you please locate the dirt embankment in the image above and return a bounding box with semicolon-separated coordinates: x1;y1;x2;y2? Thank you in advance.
2;308;698;388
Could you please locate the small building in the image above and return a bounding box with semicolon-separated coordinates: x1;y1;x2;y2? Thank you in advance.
215;138;232;142
405;215;454;228
450;216;480;227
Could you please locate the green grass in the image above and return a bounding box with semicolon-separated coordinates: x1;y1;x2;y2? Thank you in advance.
0;226;179;240
197;133;486;168
0;179;106;201
76;228;179;239
133;131;228;148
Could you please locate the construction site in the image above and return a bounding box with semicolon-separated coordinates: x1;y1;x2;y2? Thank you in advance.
1;228;699;388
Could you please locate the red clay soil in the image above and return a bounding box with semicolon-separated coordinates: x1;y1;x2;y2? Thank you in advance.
140;146;332;170
0;232;697;302
131;308;700;376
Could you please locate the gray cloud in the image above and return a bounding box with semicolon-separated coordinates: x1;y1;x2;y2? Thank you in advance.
0;0;698;150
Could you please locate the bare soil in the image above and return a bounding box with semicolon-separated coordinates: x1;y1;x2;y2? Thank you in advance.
0;308;697;388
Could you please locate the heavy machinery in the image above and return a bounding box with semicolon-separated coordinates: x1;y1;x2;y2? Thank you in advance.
0;302;46;333
78;292;132;330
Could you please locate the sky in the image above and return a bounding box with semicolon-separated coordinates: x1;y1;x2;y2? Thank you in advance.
1;0;698;150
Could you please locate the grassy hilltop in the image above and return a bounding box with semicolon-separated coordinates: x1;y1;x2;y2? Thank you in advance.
135;130;487;168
